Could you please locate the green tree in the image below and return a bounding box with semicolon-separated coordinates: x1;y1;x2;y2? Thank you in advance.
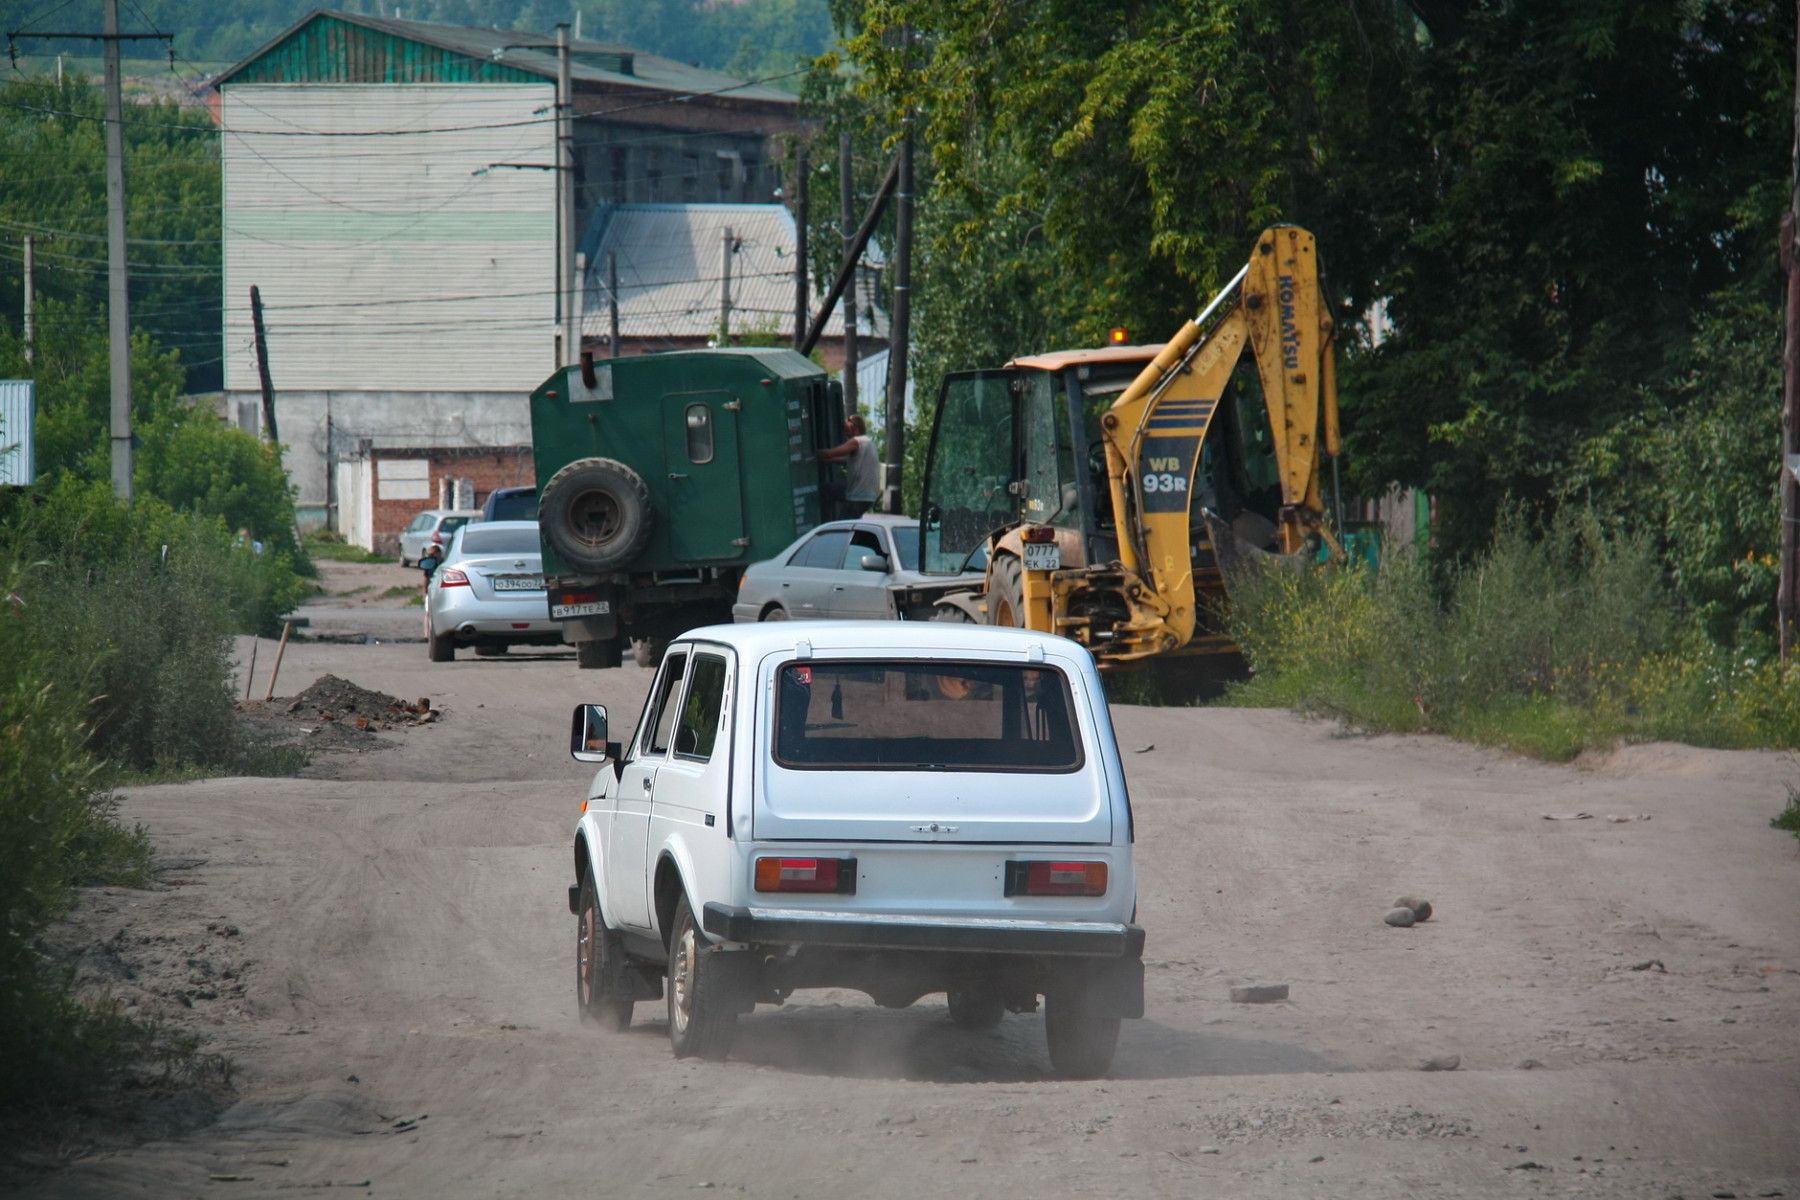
1345;0;1792;559
0;76;222;391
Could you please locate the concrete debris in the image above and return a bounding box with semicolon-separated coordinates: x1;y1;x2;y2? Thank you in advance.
1418;1054;1461;1072
1384;907;1417;928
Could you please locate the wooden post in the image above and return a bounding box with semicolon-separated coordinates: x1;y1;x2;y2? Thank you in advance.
250;285;279;446
793;147;809;352
243;636;259;701
720;226;734;344
21;235;33;366
608;250;620;355
264;620;293;702
883;119;914;514
840;133;858;418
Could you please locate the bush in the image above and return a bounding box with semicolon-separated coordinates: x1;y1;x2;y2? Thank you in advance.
0;571;154;1108
0;479;306;772
1222;510;1800;759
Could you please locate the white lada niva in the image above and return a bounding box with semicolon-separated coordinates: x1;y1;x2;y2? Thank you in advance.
567;622;1144;1077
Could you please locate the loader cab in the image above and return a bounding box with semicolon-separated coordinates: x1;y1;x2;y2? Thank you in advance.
917;348;1284;576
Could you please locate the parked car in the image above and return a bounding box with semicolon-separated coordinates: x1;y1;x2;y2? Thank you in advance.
731;514;987;623
422;520;560;661
565;621;1145;1077
481;485;537;523
398;508;479;567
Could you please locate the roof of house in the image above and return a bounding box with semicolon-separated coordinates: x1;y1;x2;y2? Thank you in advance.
582;204;883;347
214;9;800;106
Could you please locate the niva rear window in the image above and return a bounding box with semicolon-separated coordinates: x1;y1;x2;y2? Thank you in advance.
773;661;1083;772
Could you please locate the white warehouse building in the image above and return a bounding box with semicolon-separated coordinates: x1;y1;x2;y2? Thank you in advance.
213;10;804;527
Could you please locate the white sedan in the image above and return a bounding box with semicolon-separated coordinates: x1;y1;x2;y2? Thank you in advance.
423;521;562;661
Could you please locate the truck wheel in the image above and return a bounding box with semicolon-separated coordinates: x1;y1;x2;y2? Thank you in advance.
931;604;975;623
575;874;633;1031
540;457;653;573
986;554;1025;627
666;895;735;1060
759;605;789;621
633;638;666;669
427;624;455;662
1044;987;1121;1079
946;987;1005;1030
577;638;623;669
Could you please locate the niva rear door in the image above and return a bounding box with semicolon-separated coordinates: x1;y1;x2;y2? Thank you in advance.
752;656;1112;845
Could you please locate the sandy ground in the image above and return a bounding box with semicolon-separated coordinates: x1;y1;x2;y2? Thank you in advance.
12;599;1800;1198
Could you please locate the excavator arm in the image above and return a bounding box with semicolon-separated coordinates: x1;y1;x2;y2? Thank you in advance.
1091;225;1339;655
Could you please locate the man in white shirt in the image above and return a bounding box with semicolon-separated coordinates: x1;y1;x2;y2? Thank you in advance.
819;414;879;518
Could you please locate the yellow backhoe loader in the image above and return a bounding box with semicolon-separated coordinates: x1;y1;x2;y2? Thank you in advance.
910;225;1341;666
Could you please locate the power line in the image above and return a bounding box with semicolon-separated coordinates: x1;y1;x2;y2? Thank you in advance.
0;62;807;138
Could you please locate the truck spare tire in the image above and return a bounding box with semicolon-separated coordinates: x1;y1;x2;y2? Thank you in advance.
540;457;653;573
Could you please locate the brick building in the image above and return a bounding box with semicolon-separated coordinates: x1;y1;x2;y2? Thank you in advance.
337;444;535;556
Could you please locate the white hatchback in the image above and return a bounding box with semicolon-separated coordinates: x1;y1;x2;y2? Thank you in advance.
566;622;1144;1076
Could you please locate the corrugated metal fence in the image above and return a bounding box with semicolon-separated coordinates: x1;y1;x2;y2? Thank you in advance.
0;380;34;486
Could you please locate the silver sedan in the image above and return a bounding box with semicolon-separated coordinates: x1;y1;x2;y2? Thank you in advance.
731;515;982;622
424;521;562;661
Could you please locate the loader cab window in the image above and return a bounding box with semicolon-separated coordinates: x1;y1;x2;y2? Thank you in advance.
920;371;1018;574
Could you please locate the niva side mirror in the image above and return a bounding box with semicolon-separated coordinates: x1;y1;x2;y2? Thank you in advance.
570;703;618;764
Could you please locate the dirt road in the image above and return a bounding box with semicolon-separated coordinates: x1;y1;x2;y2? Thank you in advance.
23;600;1800;1198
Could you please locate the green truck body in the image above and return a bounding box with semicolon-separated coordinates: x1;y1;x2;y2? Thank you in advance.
528;348;844;667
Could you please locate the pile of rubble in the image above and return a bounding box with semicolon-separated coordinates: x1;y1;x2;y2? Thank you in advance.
279;674;439;733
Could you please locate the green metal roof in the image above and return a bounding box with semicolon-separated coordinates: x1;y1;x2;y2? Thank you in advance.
216;9;799;105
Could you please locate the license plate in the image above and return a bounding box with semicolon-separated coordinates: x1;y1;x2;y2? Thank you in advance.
493;575;544;592
552;600;610;618
1023;542;1061;572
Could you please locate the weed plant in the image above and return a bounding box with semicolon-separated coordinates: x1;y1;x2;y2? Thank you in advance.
0;482;305;1110
303;529;391;564
1222;511;1800;759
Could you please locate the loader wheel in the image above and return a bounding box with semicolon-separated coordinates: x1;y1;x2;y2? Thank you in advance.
985;554;1025;628
540;457;653;573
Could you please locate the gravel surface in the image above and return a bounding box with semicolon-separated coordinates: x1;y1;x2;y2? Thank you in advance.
14;624;1800;1198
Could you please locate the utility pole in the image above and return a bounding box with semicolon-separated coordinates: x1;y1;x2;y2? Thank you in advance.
557;23;578;366
21;235;33;366
103;0;133;500
249;286;279;446
720;226;734;344
1782;0;1800;660
9;3;171;502
883;117;914;514
793;147;808;353
840;133;858;419
608;250;620;354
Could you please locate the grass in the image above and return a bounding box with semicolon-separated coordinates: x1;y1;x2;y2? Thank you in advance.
303;531;390;564
381;584;420;601
1775;783;1800;846
1218;511;1800;761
